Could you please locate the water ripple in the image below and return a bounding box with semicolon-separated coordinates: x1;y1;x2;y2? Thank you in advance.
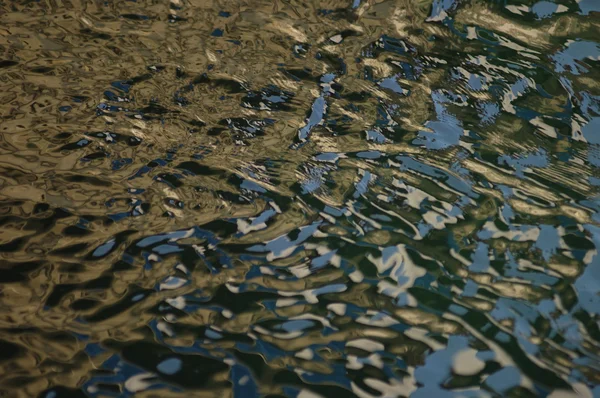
0;0;599;397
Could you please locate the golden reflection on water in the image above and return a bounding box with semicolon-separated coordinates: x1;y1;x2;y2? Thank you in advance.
0;0;600;396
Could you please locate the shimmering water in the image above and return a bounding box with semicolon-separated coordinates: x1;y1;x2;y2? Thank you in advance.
1;0;599;396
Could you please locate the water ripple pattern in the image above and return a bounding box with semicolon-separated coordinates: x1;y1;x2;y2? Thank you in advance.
0;0;599;397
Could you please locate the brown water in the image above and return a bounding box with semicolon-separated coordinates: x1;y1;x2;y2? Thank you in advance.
1;0;600;397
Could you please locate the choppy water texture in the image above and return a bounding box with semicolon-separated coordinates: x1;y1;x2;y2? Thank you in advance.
1;0;600;397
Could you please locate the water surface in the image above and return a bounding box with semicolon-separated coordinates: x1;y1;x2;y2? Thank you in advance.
1;0;600;396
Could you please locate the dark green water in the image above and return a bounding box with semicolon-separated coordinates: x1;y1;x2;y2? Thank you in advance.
0;0;599;396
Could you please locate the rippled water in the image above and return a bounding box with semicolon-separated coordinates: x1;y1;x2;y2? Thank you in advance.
1;0;600;396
